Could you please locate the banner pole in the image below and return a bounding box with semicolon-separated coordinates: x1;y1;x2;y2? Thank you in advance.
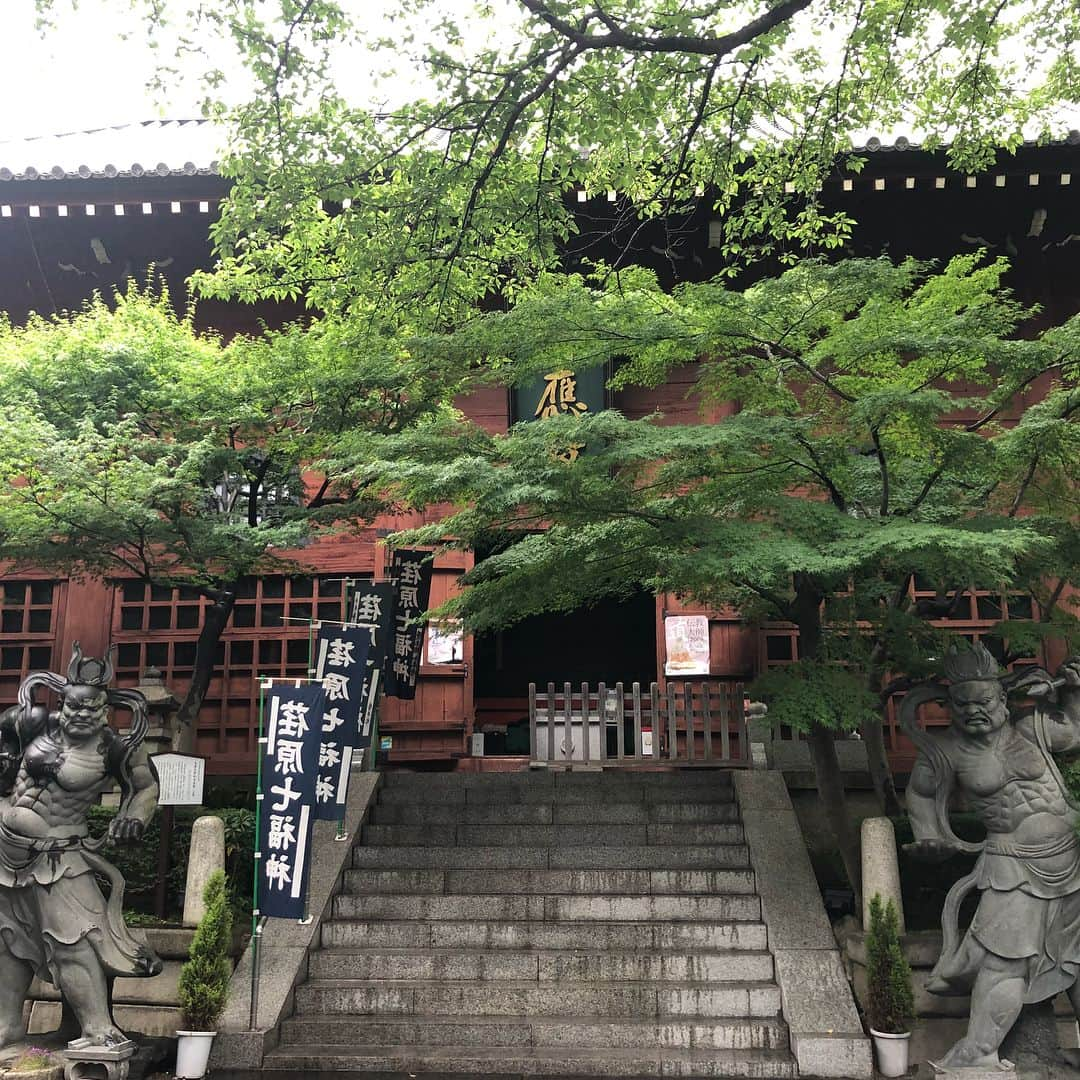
249;680;267;1030
368;683;381;772
249;916;266;1031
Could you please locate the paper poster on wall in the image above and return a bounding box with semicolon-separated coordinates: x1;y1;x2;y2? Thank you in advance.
664;615;710;676
427;622;464;664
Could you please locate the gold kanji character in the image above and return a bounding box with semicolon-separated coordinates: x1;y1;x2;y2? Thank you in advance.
535;370;589;419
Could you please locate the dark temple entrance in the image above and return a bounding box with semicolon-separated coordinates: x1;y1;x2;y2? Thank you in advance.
473;592;657;755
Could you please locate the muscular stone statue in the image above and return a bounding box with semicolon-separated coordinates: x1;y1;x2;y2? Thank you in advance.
0;644;162;1049
903;641;1080;1072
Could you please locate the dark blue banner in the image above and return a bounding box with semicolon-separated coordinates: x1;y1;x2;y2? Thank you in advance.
384;550;433;701
258;682;326;919
313;625;372;821
350;581;395;743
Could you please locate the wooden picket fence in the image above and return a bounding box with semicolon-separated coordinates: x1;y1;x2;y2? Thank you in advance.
527;680;750;767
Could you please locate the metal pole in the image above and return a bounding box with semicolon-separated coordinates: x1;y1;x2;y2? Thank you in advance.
368;682;382;772
248;917;266;1031
249;680;267;1030
153;805;175;919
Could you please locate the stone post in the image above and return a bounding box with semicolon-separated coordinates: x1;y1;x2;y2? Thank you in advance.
745;700;771;769
183;815;225;927
860;816;905;934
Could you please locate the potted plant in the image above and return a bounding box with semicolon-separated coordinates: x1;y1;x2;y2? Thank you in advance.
866;893;916;1077
176;869;233;1079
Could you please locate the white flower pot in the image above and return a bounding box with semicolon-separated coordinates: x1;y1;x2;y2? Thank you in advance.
871;1027;911;1077
175;1030;217;1079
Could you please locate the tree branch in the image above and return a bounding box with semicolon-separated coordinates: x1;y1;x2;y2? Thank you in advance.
1010;451;1040;517
518;0;813;57
870;426;889;516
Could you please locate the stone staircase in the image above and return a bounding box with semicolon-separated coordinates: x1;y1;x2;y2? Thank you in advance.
263;770;800;1077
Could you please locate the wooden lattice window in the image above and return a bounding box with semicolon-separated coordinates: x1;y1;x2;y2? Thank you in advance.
111;575;348;769
1;580;58;636
0;580;61;706
114;576;346;639
909;583;1040;666
759;585;1044;756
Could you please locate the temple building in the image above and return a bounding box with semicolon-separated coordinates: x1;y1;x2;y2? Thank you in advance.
2;120;1079;776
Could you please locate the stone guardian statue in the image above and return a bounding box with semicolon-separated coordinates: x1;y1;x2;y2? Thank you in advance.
0;644;163;1049
903;641;1080;1072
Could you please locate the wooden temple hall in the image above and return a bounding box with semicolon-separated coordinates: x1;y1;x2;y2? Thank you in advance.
2;121;1080;777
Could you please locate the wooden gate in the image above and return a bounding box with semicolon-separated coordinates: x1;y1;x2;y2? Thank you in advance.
528;681;750;767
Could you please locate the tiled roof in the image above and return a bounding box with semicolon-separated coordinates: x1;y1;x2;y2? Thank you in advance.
3;120;1079;185
0;119;226;182
852;131;1080;153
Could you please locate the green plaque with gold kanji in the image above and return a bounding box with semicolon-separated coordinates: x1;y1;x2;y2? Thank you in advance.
511;365;608;459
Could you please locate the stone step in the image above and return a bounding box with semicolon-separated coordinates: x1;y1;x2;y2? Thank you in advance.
333;892;762;923
360;823;744;847
381;770;734;789
279;1014;790;1051
369;801;741;825
549;770;734;787
340;867;757;896
322;918;769;952
307;948;775;983
376;784;737;806
351;844;751;870
292;980;784;1019
261;1044;798;1077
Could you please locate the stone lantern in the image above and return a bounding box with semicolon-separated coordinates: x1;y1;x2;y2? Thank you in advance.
100;667;179;809
133;665;181;756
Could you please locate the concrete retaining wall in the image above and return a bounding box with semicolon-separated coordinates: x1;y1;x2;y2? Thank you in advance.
734;771;873;1078
209;772;381;1072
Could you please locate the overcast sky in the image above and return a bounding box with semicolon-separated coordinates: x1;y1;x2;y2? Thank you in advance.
0;0;507;144
2;1;1076;150
1;4;206;140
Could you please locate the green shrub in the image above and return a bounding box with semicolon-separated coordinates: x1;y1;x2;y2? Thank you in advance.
866;894;915;1034
88;805;254;923
178;869;234;1032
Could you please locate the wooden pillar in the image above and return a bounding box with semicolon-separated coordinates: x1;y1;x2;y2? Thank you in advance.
59;577;114;662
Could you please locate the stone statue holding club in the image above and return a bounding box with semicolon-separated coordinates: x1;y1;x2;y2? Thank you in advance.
903;640;1080;1073
0;644;162;1053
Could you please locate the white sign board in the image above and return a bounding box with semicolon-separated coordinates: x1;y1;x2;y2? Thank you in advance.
664;615;711;676
150;753;206;806
426;622;464;664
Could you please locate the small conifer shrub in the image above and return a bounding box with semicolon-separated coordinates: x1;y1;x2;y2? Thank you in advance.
178;870;233;1032
866;894;915;1035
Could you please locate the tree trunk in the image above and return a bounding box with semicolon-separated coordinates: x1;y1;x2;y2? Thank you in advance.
173;587;236;753
862;639;903;817
791;574;862;906
806;721;863;909
861;712;902;818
